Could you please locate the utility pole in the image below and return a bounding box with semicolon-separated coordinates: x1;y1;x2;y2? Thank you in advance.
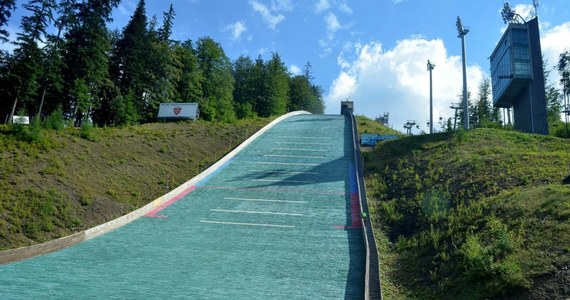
457;16;470;130
427;60;435;134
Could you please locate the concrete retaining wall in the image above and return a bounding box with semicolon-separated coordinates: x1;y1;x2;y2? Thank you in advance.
0;111;310;265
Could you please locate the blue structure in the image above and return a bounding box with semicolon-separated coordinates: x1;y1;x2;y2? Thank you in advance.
360;133;398;146
490;17;548;134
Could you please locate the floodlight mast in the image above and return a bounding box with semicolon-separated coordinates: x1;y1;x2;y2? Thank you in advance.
456;16;469;130
427;60;435;134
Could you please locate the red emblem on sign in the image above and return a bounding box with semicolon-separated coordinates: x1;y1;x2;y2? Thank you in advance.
173;107;182;115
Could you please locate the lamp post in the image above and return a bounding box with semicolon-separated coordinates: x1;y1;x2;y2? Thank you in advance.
427;60;435;134
457;16;470;130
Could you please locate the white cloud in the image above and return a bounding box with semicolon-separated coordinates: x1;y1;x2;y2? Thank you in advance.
325;12;341;33
325;38;485;132
224;21;247;41
513;4;534;21
318;12;344;56
328;71;357;102
540;22;570;86
290;65;301;75
271;0;293;12
337;2;353;14
315;0;352;14
250;0;286;29
315;0;330;13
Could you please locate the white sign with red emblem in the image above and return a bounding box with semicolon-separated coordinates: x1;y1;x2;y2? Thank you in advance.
157;103;200;120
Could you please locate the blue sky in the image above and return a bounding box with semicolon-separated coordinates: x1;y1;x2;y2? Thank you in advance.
4;0;570;131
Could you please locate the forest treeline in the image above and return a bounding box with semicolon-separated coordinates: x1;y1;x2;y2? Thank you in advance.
0;0;325;126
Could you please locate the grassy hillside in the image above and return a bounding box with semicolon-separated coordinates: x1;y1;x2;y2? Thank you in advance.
0;119;267;251
355;115;402;136
363;128;570;299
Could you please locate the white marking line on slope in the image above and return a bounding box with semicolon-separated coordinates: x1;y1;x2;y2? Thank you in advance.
200;220;295;228
252;179;315;183
255;162;319;166
275;142;330;145
211;209;303;216
264;154;326;159
248;170;319;175
278;136;332;140
271;147;329;152
224;197;308;204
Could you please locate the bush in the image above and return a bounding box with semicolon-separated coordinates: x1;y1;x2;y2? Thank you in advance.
11;117;42;143
44;106;65;131
457;218;529;296
80;120;94;141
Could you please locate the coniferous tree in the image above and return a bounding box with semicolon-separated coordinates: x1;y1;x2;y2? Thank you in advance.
252;55;267;116
289;75;313;111
288;61;324;114
157;4;174;43
263;52;289;116
0;0;16;43
232;55;257;118
196;36;235;122
558;51;570;110
146;5;181;118
469;78;500;128
62;0;120;125
7;0;57;122
557;51;570;137
112;0;150;122
543;58;562;129
174;39;203;104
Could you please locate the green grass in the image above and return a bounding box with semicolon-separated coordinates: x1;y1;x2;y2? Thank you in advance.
355;115;402;136
363;124;570;299
0;119;267;250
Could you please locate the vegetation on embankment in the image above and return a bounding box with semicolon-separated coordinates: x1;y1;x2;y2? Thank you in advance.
363;128;570;299
355;115;402;136
0;119;267;251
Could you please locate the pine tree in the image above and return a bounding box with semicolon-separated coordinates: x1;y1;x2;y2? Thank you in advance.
467;78;502;128
7;0;57;122
0;0;16;43
62;0;120;125
113;0;150;119
157;4;174;43
262;52;289;116
145;4;182;120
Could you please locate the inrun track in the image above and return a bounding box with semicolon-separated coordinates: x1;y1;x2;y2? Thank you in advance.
0;114;365;299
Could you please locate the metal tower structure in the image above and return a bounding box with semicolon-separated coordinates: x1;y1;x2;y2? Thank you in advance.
456;16;470;130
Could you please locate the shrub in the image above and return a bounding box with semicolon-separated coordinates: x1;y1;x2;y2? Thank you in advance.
44;106;65;131
80;120;94;140
11;116;42;143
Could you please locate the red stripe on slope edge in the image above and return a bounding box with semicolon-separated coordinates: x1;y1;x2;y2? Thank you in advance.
145;186;196;218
